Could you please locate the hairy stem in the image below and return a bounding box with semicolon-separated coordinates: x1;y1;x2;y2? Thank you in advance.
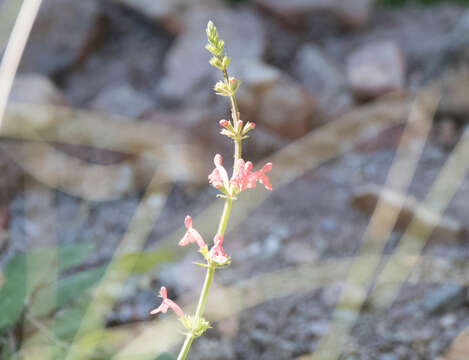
222;69;242;168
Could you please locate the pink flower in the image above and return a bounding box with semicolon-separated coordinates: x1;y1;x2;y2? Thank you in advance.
253;163;273;191
178;216;207;249
208;154;229;189
150;286;184;317
231;159;273;192
209;235;229;264
231;159;254;192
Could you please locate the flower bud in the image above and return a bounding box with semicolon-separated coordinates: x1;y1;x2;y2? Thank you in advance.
242;121;256;134
219;119;229;127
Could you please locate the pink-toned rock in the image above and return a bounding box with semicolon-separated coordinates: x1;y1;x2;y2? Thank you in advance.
257;76;315;139
233;61;316;139
346;41;406;100
254;0;373;28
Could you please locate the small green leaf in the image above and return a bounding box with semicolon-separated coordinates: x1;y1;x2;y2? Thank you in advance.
30;265;106;317
115;249;174;274
0;254;27;330
58;243;95;271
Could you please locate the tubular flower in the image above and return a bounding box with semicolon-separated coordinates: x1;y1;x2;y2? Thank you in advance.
231;159;273;192
231;159;254;192
150;286;184;317
178;216;207;249
208;154;230;189
208;235;229;264
252;163;273;191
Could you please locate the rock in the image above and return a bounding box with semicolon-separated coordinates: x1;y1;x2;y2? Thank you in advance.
157;254;206;301
435;118;459;149
379;354;399;360
440;314;457;328
20;0;103;76
234;61;316;139
293;44;353;120
283;241;318;265
422;9;469;82
90;83;154;118
257;76;316;138
350;184;467;240
242;124;288;160
437;68;469;122
422;285;466;314
9;73;68;106
254;0;373;28
114;0;223;34
61;5;172;106
158;8;265;103
346;41;406;100
261;225;290;259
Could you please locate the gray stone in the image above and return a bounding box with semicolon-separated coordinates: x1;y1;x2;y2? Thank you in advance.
346;41;406;100
293;44;353;120
254;0;373;28
9;73;67;106
283;241;318;265
90;83;154;118
114;0;223;34
422;285;466;314
20;0;102;76
158;8;265;103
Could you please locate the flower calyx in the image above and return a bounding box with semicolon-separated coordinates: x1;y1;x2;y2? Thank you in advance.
179;315;212;338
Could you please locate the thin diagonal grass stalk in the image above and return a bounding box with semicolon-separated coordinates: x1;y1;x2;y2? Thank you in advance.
369;126;469;309
0;0;42;128
109;252;466;360
310;89;439;360
64;174;170;360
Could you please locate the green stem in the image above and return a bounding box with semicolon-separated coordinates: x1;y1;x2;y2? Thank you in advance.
176;333;194;360
177;63;241;360
176;199;233;360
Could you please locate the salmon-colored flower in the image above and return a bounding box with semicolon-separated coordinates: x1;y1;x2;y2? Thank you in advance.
178;216;207;249
253;163;273;191
209;235;229;264
231;159;254;192
150;286;184;317
231;159;273;192
208;154;229;189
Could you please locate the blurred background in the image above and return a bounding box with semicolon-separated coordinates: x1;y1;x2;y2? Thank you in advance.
1;0;469;359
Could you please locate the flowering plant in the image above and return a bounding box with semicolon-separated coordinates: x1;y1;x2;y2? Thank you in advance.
150;21;273;360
